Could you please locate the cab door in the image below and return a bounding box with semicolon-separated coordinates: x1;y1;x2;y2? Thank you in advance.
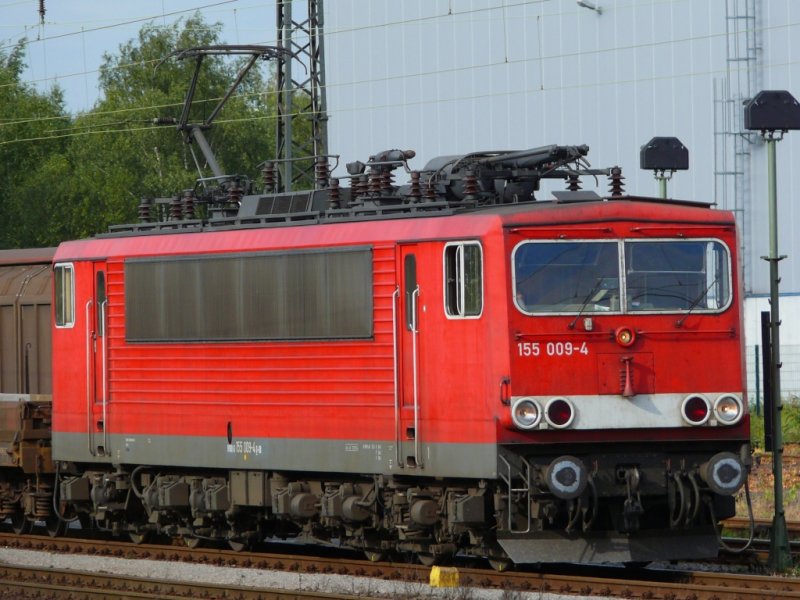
86;264;109;456
397;245;423;469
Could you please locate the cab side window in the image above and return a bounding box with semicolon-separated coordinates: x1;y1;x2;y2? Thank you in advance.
54;263;75;328
444;241;483;318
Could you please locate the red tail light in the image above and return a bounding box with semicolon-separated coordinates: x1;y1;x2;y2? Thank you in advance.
545;398;574;428
681;395;710;425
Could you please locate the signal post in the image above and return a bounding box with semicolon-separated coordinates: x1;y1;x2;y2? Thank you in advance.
744;89;800;572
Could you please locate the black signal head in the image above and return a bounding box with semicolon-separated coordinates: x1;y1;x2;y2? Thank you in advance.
640;137;689;171
744;90;800;132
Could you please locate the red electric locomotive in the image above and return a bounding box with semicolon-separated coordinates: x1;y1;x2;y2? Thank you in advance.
45;144;749;567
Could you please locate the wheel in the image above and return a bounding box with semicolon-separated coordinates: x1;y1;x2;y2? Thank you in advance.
129;530;151;544
364;549;384;562
77;513;93;530
416;552;438;566
488;557;511;572
227;539;248;552
10;512;32;535
45;514;67;538
184;536;203;548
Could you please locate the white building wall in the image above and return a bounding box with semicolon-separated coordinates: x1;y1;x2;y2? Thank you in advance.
323;0;800;398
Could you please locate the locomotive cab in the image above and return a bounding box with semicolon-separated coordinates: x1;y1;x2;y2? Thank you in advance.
495;198;749;563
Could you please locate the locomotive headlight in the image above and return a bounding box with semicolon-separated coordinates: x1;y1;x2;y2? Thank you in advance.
714;394;743;425
699;452;745;495
681;394;710;426
511;398;541;430
615;327;635;347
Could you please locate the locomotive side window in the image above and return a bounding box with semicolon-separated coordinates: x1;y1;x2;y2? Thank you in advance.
625;240;731;312
444;241;483;318
513;242;619;314
54;263;75;328
96;271;106;337
124;247;373;342
405;254;417;330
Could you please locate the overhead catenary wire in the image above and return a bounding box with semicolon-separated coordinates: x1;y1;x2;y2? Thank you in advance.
3;41;800;141
0;107;301;146
2;10;797;121
0;0;792;132
1;1;798;142
0;0;239;52
1;48;794;148
5;0;789;96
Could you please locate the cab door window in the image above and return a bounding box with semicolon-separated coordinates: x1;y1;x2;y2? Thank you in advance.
444;241;483;318
54;263;75;328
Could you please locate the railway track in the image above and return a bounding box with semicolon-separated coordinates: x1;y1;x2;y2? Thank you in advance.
0;564;381;600
723;516;800;536
720;517;800;559
1;529;799;599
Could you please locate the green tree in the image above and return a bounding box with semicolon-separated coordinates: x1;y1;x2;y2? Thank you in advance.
0;41;69;248
60;13;277;238
7;13;287;246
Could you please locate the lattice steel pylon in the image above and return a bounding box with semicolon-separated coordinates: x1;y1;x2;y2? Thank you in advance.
275;0;328;192
713;0;762;294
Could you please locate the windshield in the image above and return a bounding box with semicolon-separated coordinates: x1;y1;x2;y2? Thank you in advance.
625;241;730;312
513;242;620;313
513;239;731;314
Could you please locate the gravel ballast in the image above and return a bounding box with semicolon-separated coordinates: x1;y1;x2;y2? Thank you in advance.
0;545;600;599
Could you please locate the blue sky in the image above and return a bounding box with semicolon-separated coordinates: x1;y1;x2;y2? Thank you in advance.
1;0;278;113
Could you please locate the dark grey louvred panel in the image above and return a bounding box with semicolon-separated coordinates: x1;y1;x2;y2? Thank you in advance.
125;247;373;342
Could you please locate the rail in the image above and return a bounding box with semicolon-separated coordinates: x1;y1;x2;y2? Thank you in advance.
3;530;797;599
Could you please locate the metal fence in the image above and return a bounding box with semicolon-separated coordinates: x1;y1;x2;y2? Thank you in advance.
746;343;800;409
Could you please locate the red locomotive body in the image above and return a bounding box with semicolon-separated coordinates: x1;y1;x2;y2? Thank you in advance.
48;144;749;564
52;215;506;475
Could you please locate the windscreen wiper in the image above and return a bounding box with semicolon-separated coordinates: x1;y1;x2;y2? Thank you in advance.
568;277;616;329
675;277;719;328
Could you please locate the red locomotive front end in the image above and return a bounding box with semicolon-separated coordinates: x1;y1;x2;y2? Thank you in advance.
495;199;749;563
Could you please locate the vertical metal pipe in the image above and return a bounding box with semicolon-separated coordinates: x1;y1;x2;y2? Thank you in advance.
754;344;760;417
276;0;294;191
283;2;293;192
310;0;328;158
411;286;422;468
85;300;95;456
391;287;402;468
658;176;667;199
765;136;791;571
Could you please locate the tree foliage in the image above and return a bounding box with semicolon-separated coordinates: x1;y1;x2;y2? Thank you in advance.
1;14;287;247
0;41;68;247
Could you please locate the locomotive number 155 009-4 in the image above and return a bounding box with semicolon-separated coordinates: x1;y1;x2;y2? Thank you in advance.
517;341;589;357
